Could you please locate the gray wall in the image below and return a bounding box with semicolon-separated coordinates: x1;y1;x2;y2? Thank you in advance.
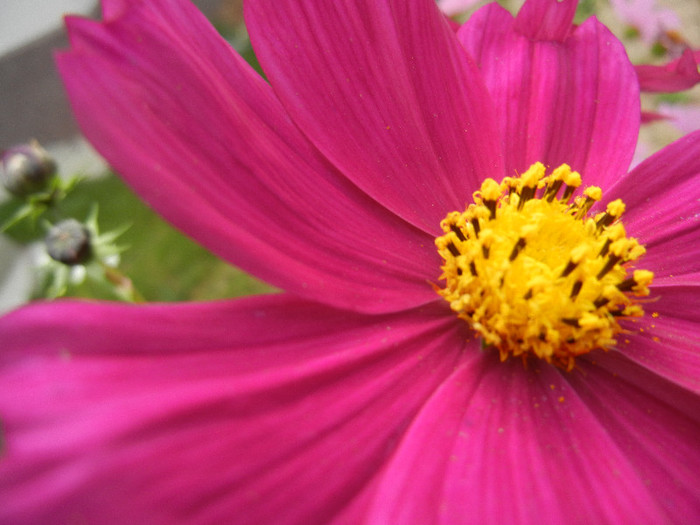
0;0;225;147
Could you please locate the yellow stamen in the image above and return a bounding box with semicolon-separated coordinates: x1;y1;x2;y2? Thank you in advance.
435;162;653;371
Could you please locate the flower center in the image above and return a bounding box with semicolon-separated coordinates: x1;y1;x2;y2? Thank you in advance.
435;162;653;371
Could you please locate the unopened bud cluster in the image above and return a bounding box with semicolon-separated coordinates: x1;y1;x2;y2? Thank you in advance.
1;140;57;197
45;219;92;266
1;141;94;267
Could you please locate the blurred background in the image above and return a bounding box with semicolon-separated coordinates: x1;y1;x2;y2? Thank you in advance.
0;0;275;310
0;0;698;311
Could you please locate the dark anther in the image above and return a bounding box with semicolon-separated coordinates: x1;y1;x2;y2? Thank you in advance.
450;224;466;242
457;267;463;276
562;318;581;327
469;261;478;276
576;196;597;219
596;254;622;280
518;186;536;208
560;259;578;278
470;218;481;237
616;277;636;292
482;244;490;259
509;237;526;261
524;289;533;300
593;297;610;309
598;239;611;258
447;242;460;257
544;180;563;202
570;280;583;299
484;200;497;218
484;199;497;218
596;213;616;231
561;185;576;203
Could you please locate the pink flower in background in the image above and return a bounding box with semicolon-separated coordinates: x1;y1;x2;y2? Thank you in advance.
657;102;700;134
1;0;699;523
636;47;700;92
438;0;483;17
609;0;680;45
636;48;699;131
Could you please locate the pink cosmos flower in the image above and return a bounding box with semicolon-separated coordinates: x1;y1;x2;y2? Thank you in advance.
636;48;700;127
1;0;699;523
657;102;700;134
609;0;680;45
438;0;484;17
636;47;700;93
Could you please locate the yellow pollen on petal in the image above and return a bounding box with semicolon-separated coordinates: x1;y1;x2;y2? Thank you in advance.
435;162;653;371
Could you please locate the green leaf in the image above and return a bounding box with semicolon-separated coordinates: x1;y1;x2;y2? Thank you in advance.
51;173;275;302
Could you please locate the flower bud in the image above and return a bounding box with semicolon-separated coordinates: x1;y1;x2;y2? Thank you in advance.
45;219;92;266
1;140;57;197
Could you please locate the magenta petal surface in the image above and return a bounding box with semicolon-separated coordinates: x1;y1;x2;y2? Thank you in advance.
0;296;464;524
57;0;439;313
365;356;689;523
619;281;700;394
100;0;129;19
245;0;504;233
513;0;577;42
459;3;640;188
605;131;700;279
568;354;700;522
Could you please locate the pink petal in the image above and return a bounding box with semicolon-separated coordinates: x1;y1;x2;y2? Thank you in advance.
366;355;682;523
605;131;700;280
636;48;700;93
618;281;700;394
100;0;129;20
459;3;640;189
513;0;578;42
641;110;671;123
568;353;700;523
0;296;465;524
245;0;504;233
56;0;440;314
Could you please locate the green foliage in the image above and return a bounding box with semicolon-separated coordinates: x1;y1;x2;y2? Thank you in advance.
574;0;598;24
655;92;691;104
1;7;275;305
30;173;275;302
